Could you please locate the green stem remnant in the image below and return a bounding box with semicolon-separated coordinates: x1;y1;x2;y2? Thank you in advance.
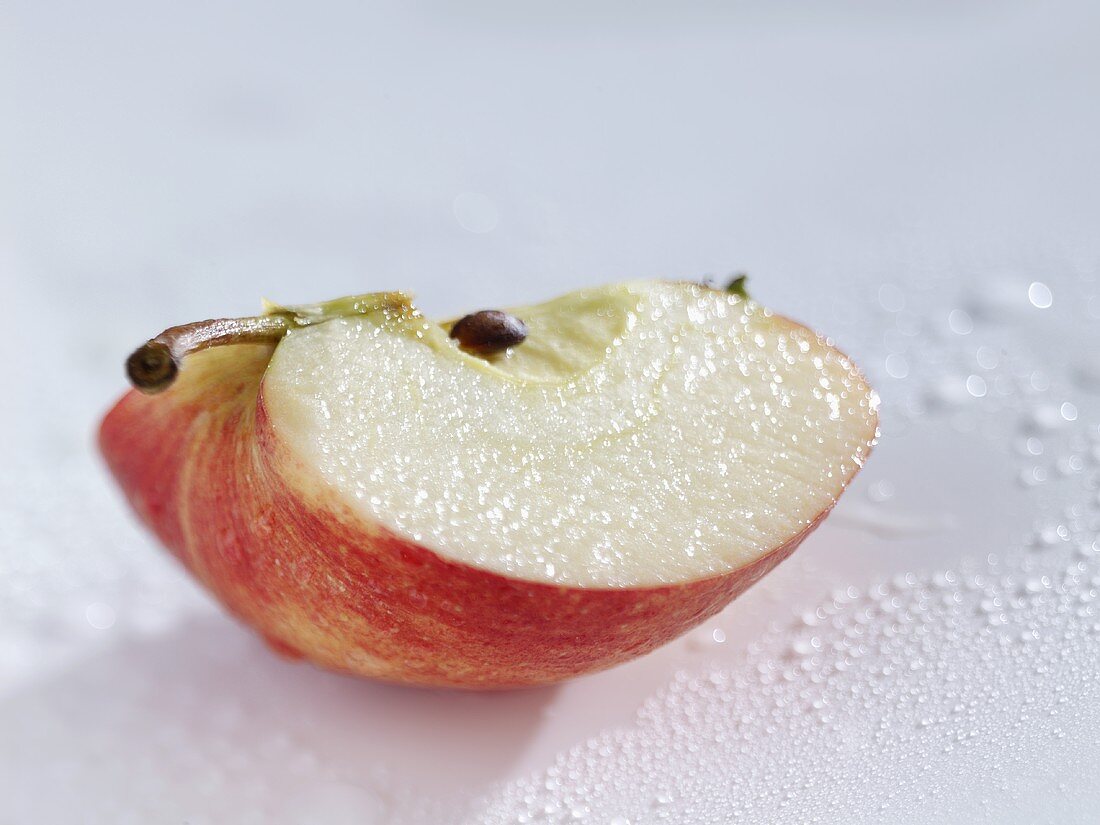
125;291;415;394
725;274;749;299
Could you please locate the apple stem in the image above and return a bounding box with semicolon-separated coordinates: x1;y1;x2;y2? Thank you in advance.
125;290;418;394
126;315;292;394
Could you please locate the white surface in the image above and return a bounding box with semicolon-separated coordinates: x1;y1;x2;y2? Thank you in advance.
2;1;1100;823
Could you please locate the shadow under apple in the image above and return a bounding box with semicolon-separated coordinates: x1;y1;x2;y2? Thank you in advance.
0;613;560;823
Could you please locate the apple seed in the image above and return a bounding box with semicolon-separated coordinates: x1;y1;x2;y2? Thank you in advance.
449;310;528;356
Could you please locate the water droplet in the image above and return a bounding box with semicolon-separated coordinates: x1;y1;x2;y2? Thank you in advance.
867;480;896;503
885;354;909;379
878;284;905;312
965;375;987;398
948;309;974;335
84;602;117;630
453;192;500;234
975;346;1000;370
1019;466;1049;487
1028;282;1053;309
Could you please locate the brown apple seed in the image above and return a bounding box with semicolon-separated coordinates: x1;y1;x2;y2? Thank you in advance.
449;310;528;356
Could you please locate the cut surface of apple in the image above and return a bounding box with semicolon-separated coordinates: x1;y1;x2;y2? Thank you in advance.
100;279;878;688
267;281;876;586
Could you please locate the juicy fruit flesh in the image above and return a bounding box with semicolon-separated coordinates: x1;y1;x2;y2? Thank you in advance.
262;282;877;588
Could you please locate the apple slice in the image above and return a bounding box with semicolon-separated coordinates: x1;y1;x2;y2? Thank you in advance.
100;280;877;688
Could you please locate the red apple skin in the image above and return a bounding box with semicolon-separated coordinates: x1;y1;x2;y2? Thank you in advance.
99;343;855;689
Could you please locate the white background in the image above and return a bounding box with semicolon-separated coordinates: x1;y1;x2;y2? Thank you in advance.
2;1;1100;823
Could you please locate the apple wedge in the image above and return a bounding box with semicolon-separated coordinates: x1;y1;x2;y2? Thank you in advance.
100;280;877;688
